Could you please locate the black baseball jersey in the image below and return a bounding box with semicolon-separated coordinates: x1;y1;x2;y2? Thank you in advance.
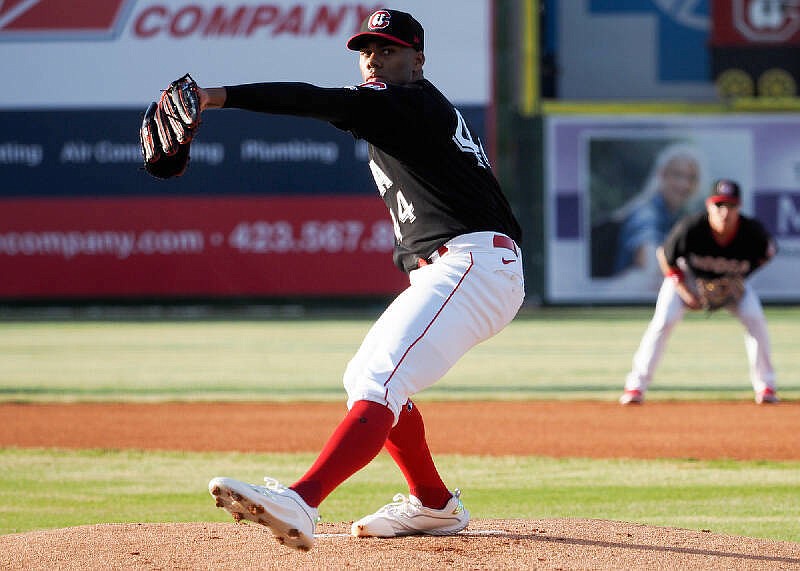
223;80;522;273
662;211;773;280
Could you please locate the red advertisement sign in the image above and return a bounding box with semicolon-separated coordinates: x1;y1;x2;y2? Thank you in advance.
131;3;378;39
0;196;408;298
0;1;377;39
712;0;800;45
0;0;130;38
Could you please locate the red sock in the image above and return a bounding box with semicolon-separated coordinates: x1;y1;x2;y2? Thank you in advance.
290;400;393;507
384;401;451;509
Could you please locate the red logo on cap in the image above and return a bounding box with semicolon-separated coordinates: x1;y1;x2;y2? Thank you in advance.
368;10;391;30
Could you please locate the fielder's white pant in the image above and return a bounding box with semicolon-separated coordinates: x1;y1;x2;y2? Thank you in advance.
624;278;776;396
344;231;525;423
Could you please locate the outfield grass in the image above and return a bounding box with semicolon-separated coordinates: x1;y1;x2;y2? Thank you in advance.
2;306;798;402
1;448;798;541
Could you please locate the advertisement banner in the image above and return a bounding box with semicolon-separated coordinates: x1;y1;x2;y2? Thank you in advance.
0;105;485;299
710;0;800;97
546;114;800;303
0;109;378;197
0;196;407;298
0;0;490;108
0;1;491;300
711;0;800;45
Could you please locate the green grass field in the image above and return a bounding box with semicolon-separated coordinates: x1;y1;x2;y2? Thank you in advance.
2;449;798;541
2;307;799;541
2;306;798;402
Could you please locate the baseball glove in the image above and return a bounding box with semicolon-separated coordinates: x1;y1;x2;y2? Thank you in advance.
695;276;745;311
139;74;201;179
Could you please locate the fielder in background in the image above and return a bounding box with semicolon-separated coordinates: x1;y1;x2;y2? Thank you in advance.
169;9;525;552
620;179;779;406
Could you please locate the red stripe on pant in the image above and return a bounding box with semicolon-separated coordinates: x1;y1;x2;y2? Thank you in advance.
383;253;475;404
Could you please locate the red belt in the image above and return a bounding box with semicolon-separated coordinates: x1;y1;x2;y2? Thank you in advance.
417;234;517;268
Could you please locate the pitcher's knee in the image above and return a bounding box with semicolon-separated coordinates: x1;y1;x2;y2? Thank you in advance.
344;374;408;424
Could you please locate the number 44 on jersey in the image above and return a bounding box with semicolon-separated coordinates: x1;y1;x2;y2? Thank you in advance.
369;108;490;241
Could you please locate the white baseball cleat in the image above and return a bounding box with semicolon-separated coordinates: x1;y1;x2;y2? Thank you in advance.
619;389;644;405
755;388;780;404
351;489;469;538
209;476;318;552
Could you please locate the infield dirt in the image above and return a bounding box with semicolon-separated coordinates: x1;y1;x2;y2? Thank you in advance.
2;401;799;569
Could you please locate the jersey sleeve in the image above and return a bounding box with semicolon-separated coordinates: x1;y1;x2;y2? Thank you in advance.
223;82;361;123
660;216;689;267
752;218;773;252
222;81;428;145
747;217;777;275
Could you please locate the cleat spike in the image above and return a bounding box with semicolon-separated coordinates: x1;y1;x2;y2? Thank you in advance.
207;476;317;552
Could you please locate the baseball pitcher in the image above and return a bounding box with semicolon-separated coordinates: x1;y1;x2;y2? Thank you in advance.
140;9;525;552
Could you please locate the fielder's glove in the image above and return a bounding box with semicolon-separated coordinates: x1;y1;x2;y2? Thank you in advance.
695;276;745;311
139;74;201;179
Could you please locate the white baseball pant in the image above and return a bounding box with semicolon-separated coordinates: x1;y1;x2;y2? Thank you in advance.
343;231;525;423
624;277;777;395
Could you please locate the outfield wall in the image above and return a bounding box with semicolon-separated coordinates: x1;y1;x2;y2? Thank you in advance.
2;0;799;304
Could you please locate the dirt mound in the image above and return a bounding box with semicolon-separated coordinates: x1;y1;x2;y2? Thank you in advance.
2;520;798;570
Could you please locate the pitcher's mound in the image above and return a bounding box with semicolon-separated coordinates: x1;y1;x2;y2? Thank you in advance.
2;519;798;570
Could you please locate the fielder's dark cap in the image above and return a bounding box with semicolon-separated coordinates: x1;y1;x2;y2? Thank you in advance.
709;179;741;204
347;9;424;51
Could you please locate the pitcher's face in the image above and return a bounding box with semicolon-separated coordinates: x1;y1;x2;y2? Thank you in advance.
359;41;424;85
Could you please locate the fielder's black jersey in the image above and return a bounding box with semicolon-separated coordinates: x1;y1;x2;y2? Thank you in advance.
662;211;773;280
223;80;522;273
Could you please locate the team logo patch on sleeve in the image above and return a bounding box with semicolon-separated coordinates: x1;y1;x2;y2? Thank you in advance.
359;81;387;90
